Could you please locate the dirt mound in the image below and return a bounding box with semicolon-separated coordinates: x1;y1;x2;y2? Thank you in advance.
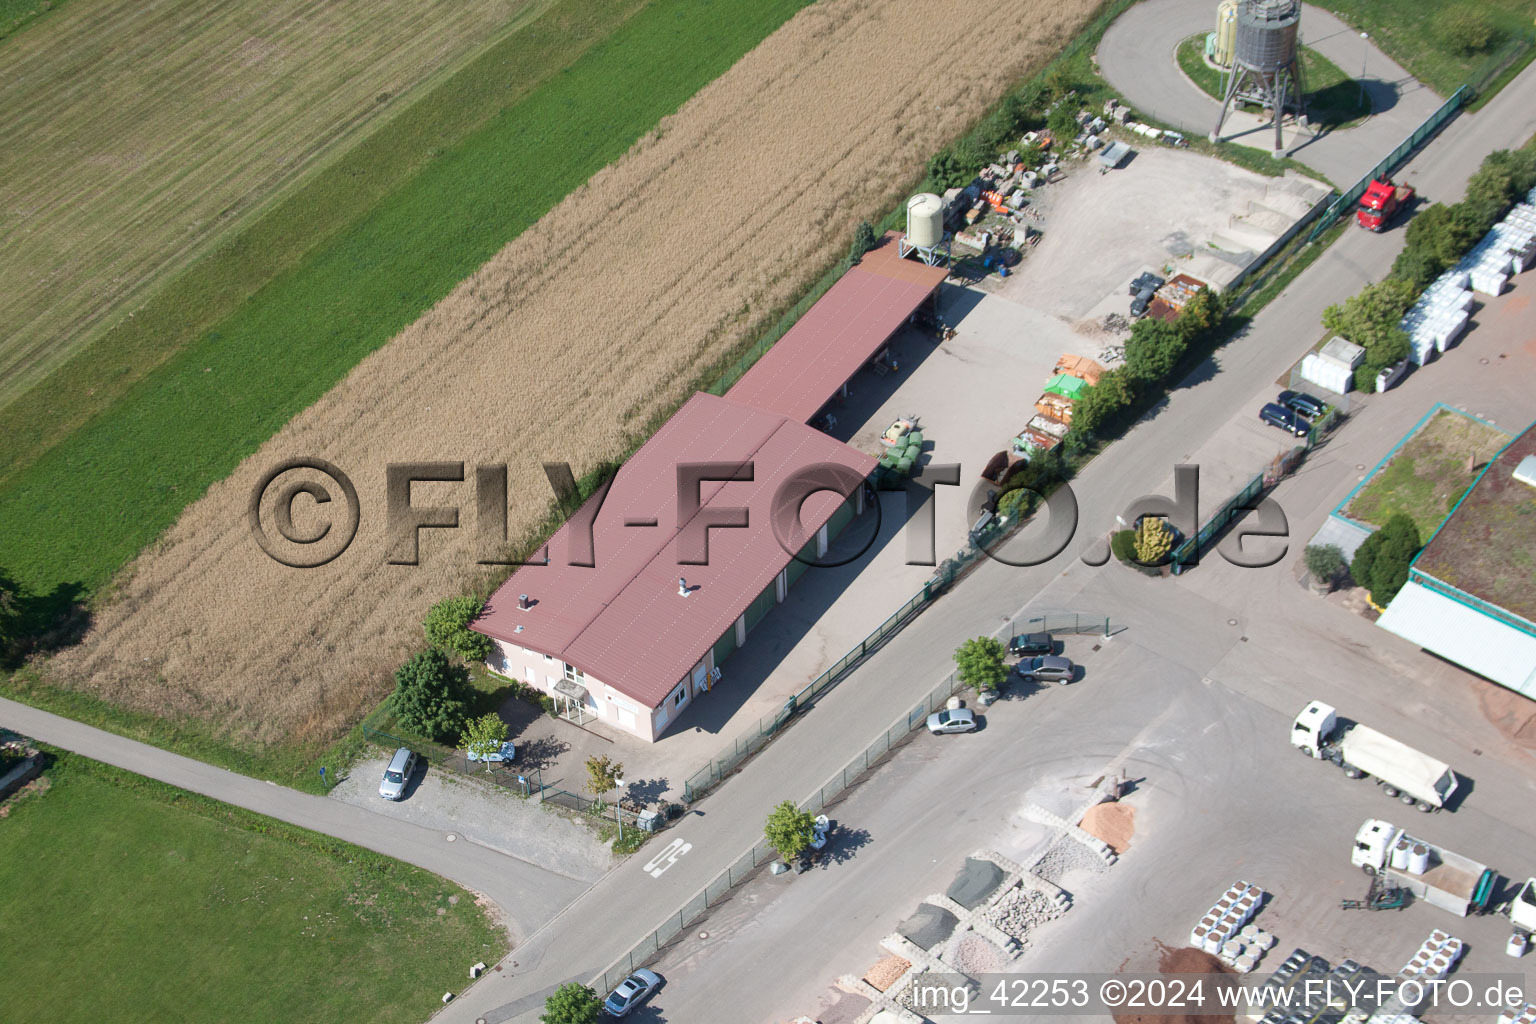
947;857;1006;909
1113;945;1235;1024
898;904;959;951
1080;800;1135;854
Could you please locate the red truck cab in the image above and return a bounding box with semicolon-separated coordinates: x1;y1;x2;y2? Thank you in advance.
1356;178;1414;231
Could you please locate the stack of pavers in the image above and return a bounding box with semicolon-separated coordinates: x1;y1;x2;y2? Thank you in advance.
1398;271;1474;365
1456;194;1536;297
1189;880;1272;973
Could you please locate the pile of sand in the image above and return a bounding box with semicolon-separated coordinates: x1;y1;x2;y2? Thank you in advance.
863;955;910;993
1080;800;1135;854
1113;945;1235;1024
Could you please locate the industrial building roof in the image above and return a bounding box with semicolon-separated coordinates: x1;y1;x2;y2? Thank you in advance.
1412;421;1536;624
1378;581;1536;699
474;392;875;709
724;232;948;423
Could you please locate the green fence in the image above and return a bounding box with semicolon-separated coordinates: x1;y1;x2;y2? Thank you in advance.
681;585;929;802
1307;86;1469;243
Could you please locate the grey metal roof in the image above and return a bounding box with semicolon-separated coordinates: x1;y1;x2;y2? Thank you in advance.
1378;581;1536;698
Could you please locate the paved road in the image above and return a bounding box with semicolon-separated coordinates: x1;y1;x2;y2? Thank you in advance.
434;57;1536;1024
0;696;591;945
1096;0;1443;185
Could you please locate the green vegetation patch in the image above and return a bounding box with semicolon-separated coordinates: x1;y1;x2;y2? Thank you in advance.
1345;409;1511;536
0;0;814;606
1175;34;1371;129
1314;0;1536;98
0;752;505;1023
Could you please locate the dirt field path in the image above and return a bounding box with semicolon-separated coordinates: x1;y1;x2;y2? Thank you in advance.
52;0;1101;748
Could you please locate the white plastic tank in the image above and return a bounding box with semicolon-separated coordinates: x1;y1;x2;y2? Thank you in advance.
1391;838;1412;871
906;193;944;249
1408;843;1431;875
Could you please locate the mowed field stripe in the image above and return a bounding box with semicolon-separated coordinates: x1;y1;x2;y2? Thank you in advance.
0;0;534;403
0;0;813;601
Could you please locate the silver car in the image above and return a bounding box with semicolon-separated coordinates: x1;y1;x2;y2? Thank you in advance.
926;707;978;734
603;968;661;1017
1018;655;1074;684
378;747;417;801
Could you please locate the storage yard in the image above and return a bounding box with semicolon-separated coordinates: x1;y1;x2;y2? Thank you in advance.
43;0;1103;750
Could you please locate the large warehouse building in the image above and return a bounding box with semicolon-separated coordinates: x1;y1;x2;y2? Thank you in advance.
473;235;947;741
1378;421;1536;700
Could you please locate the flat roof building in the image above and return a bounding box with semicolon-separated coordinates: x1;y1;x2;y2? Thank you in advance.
1378;421;1536;699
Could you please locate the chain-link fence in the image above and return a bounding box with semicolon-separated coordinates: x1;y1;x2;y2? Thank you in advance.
596;670;968;996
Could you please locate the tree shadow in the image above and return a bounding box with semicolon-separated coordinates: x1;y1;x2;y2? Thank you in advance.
623;776;671;806
818;825;872;868
512;734;570;775
0;572;91;669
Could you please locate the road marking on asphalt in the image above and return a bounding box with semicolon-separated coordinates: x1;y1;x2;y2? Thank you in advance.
644;837;692;878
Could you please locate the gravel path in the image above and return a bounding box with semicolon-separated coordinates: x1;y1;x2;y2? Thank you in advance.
331;756;615;882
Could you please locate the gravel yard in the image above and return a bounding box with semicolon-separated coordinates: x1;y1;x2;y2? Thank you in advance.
331;755;615;882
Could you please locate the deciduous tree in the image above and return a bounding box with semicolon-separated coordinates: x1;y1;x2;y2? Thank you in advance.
390;648;468;741
423;595;492;662
541;982;602;1024
953;636;1008;693
764;800;816;863
459;712;509;771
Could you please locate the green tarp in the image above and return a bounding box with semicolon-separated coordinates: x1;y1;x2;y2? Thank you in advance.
1043;373;1090;400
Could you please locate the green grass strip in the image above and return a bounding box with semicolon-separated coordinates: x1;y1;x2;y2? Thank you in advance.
0;750;505;1023
0;0;813;601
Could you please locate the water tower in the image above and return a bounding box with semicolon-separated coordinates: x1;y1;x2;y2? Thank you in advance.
1209;0;1306;157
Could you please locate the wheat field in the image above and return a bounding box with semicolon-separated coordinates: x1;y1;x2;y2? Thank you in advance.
0;0;530;405
49;0;1099;747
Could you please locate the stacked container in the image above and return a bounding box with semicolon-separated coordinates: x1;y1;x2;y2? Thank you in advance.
1399;271;1474;365
1398;929;1464;980
1191;880;1268;971
1499;1002;1536;1024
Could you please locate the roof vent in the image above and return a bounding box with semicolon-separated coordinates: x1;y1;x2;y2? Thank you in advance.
678;577;691;598
517;594;531;610
1514;455;1536;489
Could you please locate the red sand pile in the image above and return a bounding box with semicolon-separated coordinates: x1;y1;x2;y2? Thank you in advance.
1080;800;1135;853
1112;944;1235;1024
863;955;910;993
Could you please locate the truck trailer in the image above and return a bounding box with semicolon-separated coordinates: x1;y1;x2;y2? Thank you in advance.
1351;818;1496;917
1292;701;1460;811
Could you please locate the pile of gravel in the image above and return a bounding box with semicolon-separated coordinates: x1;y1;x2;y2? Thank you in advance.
1031;835;1108;884
945;934;1011;975
947;857;1006;910
898;903;959;951
980;885;1065;943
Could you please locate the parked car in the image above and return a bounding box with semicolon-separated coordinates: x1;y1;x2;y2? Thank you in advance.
1259;402;1310;436
1007;632;1053;657
1017;655;1075;684
378;747;418;801
603;968;661;1017
926;708;978;735
1277;389;1327;419
466;740;516;764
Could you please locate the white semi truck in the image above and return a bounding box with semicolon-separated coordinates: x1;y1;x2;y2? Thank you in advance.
1291;700;1461;812
1351;818;1496;917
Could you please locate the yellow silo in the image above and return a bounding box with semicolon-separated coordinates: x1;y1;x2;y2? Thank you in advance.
1214;0;1239;68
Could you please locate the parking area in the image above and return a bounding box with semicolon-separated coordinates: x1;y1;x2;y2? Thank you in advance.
328;751;616;883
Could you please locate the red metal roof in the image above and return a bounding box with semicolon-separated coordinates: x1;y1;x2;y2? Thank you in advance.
474;393;875;709
725;233;948;422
